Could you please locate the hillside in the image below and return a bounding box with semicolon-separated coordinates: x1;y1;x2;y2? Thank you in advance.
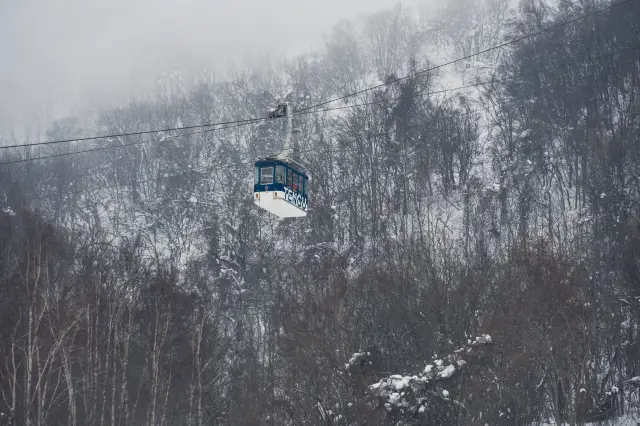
1;0;640;424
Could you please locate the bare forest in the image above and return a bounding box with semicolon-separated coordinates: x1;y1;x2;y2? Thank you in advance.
1;0;640;424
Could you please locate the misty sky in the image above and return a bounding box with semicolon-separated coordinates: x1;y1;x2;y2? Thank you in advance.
0;0;421;137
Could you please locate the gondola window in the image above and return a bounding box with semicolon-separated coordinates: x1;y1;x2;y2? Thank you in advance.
275;166;285;184
260;167;273;185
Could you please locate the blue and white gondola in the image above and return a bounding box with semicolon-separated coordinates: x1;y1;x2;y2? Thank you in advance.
253;157;309;218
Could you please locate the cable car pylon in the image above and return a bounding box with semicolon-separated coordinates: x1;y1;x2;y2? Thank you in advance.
253;102;309;218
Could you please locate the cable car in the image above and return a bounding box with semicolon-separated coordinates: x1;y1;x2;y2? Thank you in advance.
253;157;309;217
253;103;309;218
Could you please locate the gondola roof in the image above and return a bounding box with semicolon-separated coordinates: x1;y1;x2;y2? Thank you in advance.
254;155;309;179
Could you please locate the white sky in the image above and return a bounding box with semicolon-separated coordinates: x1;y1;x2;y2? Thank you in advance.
0;0;425;136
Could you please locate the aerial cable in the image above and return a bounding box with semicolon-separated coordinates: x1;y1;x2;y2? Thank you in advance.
293;0;638;114
1;0;633;152
296;42;640;115
0;121;256;165
2;41;638;168
3;44;638;167
5;41;638;167
0;117;267;150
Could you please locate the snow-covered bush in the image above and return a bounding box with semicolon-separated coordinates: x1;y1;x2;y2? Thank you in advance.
355;335;494;423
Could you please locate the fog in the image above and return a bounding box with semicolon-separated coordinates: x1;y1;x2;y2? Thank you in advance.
0;0;421;136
